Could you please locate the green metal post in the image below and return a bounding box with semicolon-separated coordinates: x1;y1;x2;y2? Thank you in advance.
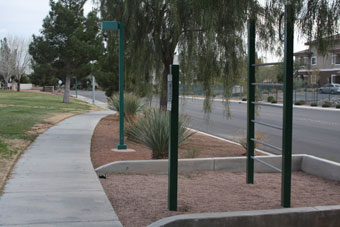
117;22;127;150
281;5;294;208
168;64;179;211
247;19;256;184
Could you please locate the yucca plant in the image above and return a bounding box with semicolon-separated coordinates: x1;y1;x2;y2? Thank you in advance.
126;108;195;159
107;93;144;120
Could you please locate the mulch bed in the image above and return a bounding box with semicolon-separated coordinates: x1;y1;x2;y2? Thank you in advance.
100;171;340;227
91;114;252;169
91;114;340;227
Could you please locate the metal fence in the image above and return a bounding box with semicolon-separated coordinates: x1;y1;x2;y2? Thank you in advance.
179;85;243;98
259;85;340;106
179;84;340;106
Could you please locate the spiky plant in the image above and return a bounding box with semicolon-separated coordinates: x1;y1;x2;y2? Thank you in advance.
126;108;195;159
107;93;144;120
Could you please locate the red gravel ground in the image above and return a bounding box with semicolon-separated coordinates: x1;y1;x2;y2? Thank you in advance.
100;172;340;227
90;114;259;169
91;114;340;227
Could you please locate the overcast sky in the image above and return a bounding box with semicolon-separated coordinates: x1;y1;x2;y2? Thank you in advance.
0;0;306;61
0;0;94;40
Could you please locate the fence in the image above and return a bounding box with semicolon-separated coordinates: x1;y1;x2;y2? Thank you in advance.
179;85;243;98
179;84;340;106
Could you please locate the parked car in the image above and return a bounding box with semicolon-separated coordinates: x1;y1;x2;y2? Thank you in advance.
319;83;340;94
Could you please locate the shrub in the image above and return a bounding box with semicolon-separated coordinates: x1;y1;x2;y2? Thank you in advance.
237;130;268;154
295;100;305;105
336;104;340;109
267;96;275;103
108;93;144;120
126;108;195;159
322;101;332;108
271;99;277;103
310;103;318;107
242;98;247;101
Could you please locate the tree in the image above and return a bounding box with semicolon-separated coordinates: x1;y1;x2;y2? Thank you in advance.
29;0;104;103
0;38;16;89
98;0;340;111
12;37;31;92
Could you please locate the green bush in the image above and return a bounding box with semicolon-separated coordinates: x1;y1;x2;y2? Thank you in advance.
295;100;305;105
108;93;144;119
242;98;247;101
336;104;340;109
126;108;195;159
267;96;275;103
271;100;277;103
310;103;318;107
322;101;332;108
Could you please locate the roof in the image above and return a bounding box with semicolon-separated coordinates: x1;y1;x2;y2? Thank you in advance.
294;49;312;56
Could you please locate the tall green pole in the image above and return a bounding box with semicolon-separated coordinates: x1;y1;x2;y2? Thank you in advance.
117;22;127;150
168;64;179;211
281;4;294;208
246;19;256;184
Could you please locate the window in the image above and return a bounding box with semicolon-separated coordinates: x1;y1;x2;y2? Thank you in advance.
311;56;317;65
311;75;317;84
332;54;340;65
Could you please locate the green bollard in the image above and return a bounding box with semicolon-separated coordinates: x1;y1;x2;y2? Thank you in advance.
168;64;179;211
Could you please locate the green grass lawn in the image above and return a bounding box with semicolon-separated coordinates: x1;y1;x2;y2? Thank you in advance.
0;91;94;157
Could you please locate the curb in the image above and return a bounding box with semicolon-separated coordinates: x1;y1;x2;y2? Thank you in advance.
179;95;340;111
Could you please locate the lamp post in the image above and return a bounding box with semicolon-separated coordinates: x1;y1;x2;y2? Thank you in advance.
101;21;127;150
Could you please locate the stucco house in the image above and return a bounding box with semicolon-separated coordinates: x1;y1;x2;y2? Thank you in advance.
294;37;340;85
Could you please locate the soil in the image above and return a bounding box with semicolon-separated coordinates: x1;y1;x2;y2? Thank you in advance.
91;114;261;169
101;171;340;227
91;114;340;227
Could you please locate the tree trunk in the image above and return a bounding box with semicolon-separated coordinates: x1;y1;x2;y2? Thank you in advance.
17;79;21;92
63;75;71;103
4;80;8;89
159;64;170;110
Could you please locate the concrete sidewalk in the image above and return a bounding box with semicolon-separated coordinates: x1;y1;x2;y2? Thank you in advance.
0;111;122;226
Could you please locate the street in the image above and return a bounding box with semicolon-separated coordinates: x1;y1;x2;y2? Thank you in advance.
75;90;340;162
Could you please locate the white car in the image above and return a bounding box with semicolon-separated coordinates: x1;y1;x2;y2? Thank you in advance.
319;83;340;94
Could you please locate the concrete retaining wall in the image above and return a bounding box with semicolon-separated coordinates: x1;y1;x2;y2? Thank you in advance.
95;155;303;175
148;205;340;227
301;155;340;181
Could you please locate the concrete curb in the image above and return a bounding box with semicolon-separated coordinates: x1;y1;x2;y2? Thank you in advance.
148;205;340;227
95;154;340;182
180;95;340;111
95;155;305;175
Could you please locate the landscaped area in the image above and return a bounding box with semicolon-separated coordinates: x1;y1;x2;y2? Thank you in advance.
90;113;340;227
0;91;97;193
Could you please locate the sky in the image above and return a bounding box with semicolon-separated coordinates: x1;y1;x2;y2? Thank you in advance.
0;0;307;61
0;0;94;40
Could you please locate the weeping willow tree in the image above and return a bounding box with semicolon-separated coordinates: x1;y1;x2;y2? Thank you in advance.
96;0;340;112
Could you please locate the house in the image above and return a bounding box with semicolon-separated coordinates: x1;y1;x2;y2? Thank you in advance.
294;36;340;85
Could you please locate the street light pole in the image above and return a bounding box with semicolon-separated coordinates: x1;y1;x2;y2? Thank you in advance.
102;21;127;150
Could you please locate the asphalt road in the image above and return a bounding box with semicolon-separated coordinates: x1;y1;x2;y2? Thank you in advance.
75;90;340;162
